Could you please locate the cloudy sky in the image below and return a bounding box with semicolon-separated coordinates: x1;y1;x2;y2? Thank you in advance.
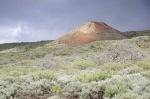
0;0;150;43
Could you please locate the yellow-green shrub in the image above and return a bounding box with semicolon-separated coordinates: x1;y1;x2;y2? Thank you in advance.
71;60;96;70
105;81;127;98
51;84;62;93
102;62;129;71
141;70;150;78
77;71;113;82
137;59;150;70
31;70;55;80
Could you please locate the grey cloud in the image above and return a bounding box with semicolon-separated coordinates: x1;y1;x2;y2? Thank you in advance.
0;0;150;43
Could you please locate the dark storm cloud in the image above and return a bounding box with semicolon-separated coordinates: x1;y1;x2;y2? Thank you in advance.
0;0;150;43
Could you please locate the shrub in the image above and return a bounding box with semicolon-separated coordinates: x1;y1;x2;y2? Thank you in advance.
62;82;82;99
15;79;52;98
0;80;18;99
9;70;25;77
0;66;38;79
102;62;128;71
81;82;105;99
71;60;96;70
76;71;112;82
112;91;149;99
51;84;62;94
120;66;143;75
141;70;150;78
31;70;56;80
137;59;150;70
105;81;127;98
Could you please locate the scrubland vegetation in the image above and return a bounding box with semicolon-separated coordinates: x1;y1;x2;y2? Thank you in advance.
0;36;150;99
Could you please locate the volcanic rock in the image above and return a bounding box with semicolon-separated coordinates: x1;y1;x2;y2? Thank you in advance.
58;21;126;45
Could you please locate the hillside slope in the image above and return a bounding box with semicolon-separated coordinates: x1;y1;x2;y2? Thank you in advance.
124;30;150;38
0;35;150;99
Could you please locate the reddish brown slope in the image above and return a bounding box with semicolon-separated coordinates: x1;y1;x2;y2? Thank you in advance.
58;21;126;45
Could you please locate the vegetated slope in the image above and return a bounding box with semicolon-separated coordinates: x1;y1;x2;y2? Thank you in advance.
0;40;53;51
0;35;150;99
124;30;150;38
58;21;126;45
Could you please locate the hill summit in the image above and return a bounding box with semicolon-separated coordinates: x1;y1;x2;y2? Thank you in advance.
58;21;126;45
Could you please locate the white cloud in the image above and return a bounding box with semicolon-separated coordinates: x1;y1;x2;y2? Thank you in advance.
11;24;22;37
0;21;66;44
0;26;19;44
0;23;32;44
0;23;56;44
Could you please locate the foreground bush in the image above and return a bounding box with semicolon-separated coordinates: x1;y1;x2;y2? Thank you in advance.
63;82;83;99
31;70;56;80
104;81;127;98
81;82;105;99
76;71;112;82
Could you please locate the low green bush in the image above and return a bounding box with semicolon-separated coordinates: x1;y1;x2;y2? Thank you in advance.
77;71;113;82
141;70;150;78
63;82;82;99
51;84;62;94
102;62;129;71
137;59;150;70
105;81;127;98
71;60;96;70
81;82;105;99
31;70;56;80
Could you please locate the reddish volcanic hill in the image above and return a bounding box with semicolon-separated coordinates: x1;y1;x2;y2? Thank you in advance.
58;21;126;45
